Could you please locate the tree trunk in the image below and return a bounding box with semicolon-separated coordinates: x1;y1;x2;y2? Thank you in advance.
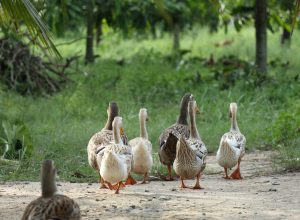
281;27;291;45
85;0;94;64
96;20;102;46
173;23;180;52
95;9;102;46
151;25;156;39
255;0;267;74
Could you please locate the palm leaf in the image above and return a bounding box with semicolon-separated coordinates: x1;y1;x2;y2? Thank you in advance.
0;0;61;58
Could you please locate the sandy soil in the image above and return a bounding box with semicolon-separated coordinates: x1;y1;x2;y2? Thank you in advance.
0;151;299;220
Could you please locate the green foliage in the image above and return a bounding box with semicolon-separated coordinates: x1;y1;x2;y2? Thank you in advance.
274;140;300;171
0;118;33;160
37;0;84;37
219;0;297;34
1;27;299;181
270;101;300;145
269;100;300;171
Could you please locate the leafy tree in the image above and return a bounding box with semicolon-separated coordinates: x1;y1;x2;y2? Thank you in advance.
37;0;84;37
221;0;300;74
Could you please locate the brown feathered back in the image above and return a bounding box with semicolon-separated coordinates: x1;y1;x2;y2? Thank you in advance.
158;93;193;166
22;160;81;220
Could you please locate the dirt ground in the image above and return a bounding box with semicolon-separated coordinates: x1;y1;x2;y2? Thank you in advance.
1;151;299;220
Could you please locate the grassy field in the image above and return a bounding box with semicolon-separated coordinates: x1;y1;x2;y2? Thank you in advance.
0;27;299;181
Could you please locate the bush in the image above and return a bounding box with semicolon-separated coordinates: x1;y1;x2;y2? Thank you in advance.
271;101;300;145
0;115;33;160
270;100;300;171
0;36;76;95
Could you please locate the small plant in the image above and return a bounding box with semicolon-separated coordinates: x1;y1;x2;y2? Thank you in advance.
274;141;300;171
0;119;33;160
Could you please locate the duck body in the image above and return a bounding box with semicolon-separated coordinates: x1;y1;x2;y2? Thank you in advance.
128;108;153;182
187;137;207;173
174;138;204;179
99;144;133;193
87;102;127;171
22;195;80;220
129;138;153;175
22;160;80;220
173;100;207;189
100;145;132;184
158;93;193;180
216;102;246;179
158;124;189;166
87;102;128;188
87;127;128;170
217;132;245;169
97;116;135;193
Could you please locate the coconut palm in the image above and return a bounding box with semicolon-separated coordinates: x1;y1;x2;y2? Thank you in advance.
0;0;60;57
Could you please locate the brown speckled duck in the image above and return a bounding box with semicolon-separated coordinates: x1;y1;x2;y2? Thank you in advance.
158;93;193;180
87;102;128;188
22;160;81;220
173;100;207;189
216;102;246;179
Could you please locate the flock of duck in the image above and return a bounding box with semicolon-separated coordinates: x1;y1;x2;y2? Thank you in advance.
21;93;246;219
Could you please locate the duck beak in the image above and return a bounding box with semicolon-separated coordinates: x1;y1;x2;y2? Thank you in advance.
120;127;124;135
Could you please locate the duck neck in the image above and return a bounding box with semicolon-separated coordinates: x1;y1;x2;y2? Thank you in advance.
113;125;123;144
104;114;114;130
140;116;148;140
41;173;57;198
230;111;240;132
189;110;200;139
178;102;188;125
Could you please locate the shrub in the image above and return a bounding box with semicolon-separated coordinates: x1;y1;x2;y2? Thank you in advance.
0;117;33;160
270;100;300;171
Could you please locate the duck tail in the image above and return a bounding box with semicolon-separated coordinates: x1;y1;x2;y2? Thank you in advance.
176;137;195;158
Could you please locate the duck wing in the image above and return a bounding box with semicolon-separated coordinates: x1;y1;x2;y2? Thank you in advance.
158;133;178;165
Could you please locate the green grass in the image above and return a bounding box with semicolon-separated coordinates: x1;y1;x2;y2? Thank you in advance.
0;27;299;181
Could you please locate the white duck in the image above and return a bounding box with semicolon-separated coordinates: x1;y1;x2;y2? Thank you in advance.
98;116;135;193
128;108;153;184
87;102;128;188
173;100;207;189
217;102;246;179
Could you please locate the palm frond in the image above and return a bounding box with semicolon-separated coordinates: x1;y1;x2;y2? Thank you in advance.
0;0;61;58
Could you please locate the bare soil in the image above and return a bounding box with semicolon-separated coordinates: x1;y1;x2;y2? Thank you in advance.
1;151;299;220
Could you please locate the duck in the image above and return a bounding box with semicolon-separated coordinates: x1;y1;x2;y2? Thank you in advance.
216;102;246;179
22;160;81;220
128;108;153;184
173;100;207;189
158;93;193;180
98;116;136;193
87;102;128;188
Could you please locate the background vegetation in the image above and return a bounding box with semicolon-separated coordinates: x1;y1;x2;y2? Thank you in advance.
0;0;299;181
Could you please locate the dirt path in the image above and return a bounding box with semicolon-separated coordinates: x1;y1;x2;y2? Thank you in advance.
1;151;299;220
